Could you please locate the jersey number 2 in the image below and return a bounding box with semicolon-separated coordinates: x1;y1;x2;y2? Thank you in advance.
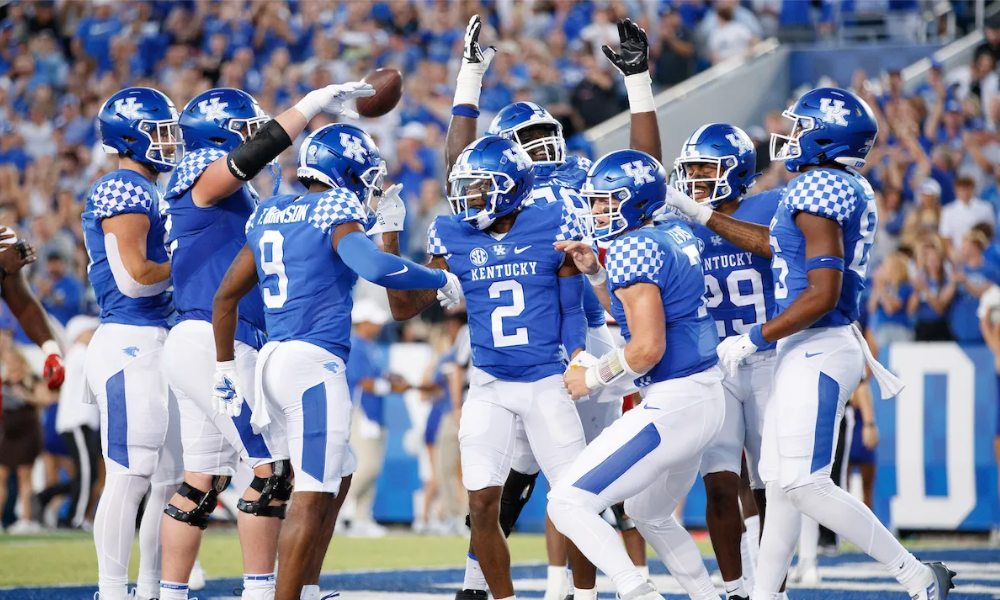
489;280;528;348
259;230;288;309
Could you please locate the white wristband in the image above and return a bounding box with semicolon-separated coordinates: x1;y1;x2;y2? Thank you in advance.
41;340;61;358
585;365;603;390
453;71;484;108
294;91;324;121
625;71;655;114
587;266;607;286
692;203;714;226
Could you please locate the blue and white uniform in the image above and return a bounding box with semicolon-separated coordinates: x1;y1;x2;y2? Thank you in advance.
162;148;287;477
426;199;589;491
244;189;371;494
759;167;878;489
694;189;782;488
82;169;181;480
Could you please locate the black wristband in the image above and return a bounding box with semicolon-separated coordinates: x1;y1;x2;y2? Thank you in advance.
227;119;293;182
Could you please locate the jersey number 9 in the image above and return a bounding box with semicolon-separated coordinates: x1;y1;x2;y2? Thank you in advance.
259;230;289;309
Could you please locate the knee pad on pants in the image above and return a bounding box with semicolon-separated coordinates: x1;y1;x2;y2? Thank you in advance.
784;477;837;512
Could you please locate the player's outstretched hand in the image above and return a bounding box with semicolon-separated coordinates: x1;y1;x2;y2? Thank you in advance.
367;184;406;235
295;82;376;121
212;361;246;418
602;18;649;77
0;226;36;279
719;333;759;376
462;15;496;74
437;271;463;310
664;185;713;226
554;240;600;276
43;352;65;390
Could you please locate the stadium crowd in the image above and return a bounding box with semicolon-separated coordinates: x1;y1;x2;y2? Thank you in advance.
0;0;991;537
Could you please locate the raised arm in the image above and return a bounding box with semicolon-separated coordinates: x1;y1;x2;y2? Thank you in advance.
193;83;376;207
603;18;661;162
212;244;259;362
446;15;495;175
661;186;772;257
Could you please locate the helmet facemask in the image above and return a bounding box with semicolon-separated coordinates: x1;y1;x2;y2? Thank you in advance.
673;156;737;207
507;121;565;165
357;161;388;217
228;114;270;143
580;186;631;242
139;117;184;168
769;109;816;163
448;166;517;231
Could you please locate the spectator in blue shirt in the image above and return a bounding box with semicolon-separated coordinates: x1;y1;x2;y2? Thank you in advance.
949;228;1000;342
346;300;410;538
868;252;915;348
72;1;120;74
909;237;956;341
37;253;83;326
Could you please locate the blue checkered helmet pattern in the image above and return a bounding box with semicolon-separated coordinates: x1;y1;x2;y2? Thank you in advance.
673;123;759;207
487;102;566;166
785;169;859;227
180;88;269;153
606;234;665;288
580;149;666;242
98;87;183;173
308;188;369;234
297;123;387;216
91;177;155;220
770;87;878;172
448;135;535;231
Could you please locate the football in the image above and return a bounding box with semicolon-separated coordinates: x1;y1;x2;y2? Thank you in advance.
357;68;403;118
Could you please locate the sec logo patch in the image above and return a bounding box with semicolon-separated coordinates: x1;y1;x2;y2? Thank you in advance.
470;247;489;266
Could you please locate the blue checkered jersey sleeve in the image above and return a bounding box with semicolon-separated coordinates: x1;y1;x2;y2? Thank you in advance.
554;199;585;243
426;217;449;256
90;176;155;220
166;148;228;198
308;188;368;235
784;169;859;227
606;233;666;291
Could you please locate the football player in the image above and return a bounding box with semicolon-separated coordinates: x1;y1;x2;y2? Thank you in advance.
159;82;374;600
82;87;183;600
212;123;460;600
382;134;591;600
671;123;783;600
662;87;955;600
551;149;724;600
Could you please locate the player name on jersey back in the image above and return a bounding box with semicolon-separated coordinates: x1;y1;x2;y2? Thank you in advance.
257;203;309;225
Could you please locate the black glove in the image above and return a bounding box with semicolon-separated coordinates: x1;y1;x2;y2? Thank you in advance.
602;18;649;76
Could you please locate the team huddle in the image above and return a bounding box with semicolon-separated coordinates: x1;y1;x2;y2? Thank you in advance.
75;13;955;600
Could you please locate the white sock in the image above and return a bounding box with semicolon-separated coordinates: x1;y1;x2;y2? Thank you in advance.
137;479;180;600
243;573;276;599
633;515;716;600
94;471;150;600
300;584;321;600
744;514;761;567
786;479;934;595
463;553;488;591
740;532;756;594
575;589;598;600
636;564;650;581
724;577;747;598
159;581;189;600
545;565;568;599
753;484;800;598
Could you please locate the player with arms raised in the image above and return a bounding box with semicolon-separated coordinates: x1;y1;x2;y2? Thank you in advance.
159;82;374;600
662;87;955;600
212;123;460;600
672;123;782;600
82;87;182;600
548;149;724;600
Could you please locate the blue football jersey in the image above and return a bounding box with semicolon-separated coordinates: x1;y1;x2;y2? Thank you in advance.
606;223;719;386
770;168;877;328
529;156;605;328
427;199;585;382
245;187;369;362
82;169;173;327
692;189;782;347
166;148;267;349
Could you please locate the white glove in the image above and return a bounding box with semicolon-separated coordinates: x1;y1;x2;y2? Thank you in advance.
569;350;599;370
367;183;406;235
664;185;713;226
437;271;464;310
212;361;246;418
294;81;376;121
719;333;759;377
454;15;496;107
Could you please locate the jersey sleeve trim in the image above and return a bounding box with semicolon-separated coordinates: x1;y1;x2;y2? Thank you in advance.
426;219;448;256
784;169;858;227
91;177;154;221
167;148;228;198
606;234;665;290
554;199;586;242
308;188;368;235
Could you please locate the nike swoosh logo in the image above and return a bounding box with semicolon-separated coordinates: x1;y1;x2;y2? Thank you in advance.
642;404;660;410
514;245;531;254
805;351;823;358
387;265;409;276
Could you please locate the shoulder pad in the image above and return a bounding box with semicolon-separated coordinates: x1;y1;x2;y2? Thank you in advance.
308;187;367;234
784;169;859;226
427;214;461;256
91;174;154;220
606;231;665;288
552;198;586;243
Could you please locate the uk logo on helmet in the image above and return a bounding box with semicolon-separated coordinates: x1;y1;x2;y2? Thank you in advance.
340;133;367;163
622;160;654;185
503;148;529;171
726;133;753;154
819;98;850;126
198;97;229;120
114;97;143;120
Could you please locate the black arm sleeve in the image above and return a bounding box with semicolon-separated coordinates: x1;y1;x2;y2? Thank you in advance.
227;119;293;182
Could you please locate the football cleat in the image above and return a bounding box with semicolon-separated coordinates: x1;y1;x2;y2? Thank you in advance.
910;562;956;600
454;590;487;600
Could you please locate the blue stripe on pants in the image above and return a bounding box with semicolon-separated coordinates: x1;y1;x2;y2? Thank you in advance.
232;401;272;459
572;422;660;495
810;371;841;474
106;369;129;468
301;382;327;483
